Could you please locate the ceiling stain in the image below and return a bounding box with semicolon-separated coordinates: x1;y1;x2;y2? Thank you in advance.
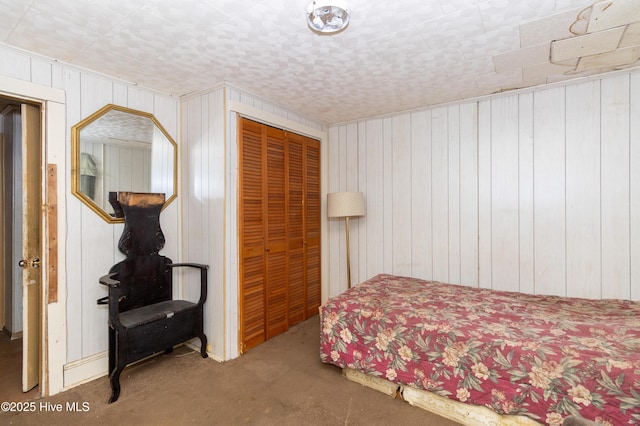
552;0;640;75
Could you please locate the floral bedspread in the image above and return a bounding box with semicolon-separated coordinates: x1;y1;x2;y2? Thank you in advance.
319;274;640;425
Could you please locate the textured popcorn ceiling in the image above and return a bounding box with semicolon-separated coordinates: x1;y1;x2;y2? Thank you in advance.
1;0;639;124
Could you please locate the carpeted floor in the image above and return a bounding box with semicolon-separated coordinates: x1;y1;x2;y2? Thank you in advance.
0;331;39;404
1;316;460;425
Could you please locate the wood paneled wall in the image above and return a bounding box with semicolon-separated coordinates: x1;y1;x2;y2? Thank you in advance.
180;89;226;360
66;77;180;365
180;85;325;360
0;45;180;364
329;71;640;301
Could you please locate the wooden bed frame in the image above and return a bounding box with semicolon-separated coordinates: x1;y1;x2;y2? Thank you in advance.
343;368;540;426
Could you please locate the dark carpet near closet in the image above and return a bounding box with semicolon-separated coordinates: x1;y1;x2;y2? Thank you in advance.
0;317;458;425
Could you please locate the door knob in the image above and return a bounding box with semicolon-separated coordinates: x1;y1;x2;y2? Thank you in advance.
18;258;40;268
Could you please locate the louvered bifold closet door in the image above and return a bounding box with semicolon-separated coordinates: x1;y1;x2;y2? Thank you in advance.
304;138;321;317
265;126;288;338
287;133;305;325
239;117;321;353
239;119;266;351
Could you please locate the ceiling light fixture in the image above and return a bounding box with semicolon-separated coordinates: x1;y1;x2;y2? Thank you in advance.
306;0;350;34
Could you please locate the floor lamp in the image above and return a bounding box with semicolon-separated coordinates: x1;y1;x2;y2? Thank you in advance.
327;192;365;289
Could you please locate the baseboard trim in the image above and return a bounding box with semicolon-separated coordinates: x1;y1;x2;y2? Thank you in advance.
63;350;108;390
2;326;23;340
62;341;216;390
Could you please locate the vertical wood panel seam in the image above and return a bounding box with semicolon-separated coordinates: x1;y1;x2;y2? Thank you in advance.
449;107;452;283
360;122;366;280
457;108;461;284
526;93;535;295
431;112;435;280
389;119;393;275
489;100;493;290
476;103;480;287
564;85;568;298
629;75;633;300
532;94;537;296
409;114;413;278
517;95;521;293
599;79;603;300
78;74;84;355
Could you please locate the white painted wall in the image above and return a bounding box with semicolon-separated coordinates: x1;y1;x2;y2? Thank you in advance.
180;85;326;361
63;67;180;366
180;89;226;361
0;45;180;390
328;70;640;301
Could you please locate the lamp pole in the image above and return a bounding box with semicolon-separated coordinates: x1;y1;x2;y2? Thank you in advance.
345;216;352;288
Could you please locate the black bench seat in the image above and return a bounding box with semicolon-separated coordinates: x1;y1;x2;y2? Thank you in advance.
97;192;208;403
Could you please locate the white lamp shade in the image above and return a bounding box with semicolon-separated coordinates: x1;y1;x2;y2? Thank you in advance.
327;192;365;218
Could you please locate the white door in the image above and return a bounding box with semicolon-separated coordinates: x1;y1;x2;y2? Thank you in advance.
20;103;40;392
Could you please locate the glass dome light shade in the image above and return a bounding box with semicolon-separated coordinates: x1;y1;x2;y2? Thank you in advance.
306;1;350;34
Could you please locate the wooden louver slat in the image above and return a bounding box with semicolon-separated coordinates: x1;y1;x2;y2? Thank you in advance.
304;138;321;317
287;135;305;324
265;128;288;338
239;118;266;351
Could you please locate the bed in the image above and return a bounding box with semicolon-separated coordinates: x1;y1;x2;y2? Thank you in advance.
319;274;640;425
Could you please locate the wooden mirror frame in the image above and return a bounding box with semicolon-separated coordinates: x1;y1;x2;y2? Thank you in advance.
71;104;177;223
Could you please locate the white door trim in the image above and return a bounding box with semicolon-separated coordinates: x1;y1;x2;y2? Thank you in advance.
0;75;66;397
227;100;329;360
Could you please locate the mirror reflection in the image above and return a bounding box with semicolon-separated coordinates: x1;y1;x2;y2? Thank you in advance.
72;104;177;223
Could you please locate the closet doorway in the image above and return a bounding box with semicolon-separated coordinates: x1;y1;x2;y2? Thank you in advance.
0;97;42;400
238;117;321;353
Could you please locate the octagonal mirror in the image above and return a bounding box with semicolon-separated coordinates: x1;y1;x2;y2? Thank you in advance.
71;104;177;223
